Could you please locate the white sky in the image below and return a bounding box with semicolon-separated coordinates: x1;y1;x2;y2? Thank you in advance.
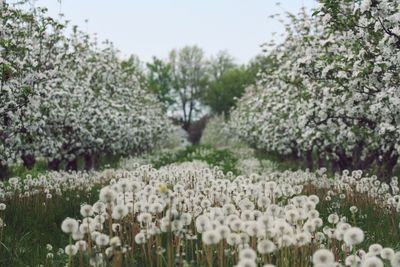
15;0;317;64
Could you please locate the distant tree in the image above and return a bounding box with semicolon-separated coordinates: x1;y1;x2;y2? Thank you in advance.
146;57;173;109
169;46;208;130
121;55;146;85
247;54;276;83
202;51;272;117
203;67;253;116
208;50;236;80
144;49;268;126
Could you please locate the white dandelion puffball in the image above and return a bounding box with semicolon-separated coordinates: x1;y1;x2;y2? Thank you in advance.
257;239;276;254
99;187;116;203
361;256;383;267
95;234;110;247
312;249;335;265
380;247;394;260
80;204;93;217
239;248;257;261
368;244;382;255
61;218;79;234
343;227;364;246
328;213;339;224
236;258;257;267
391;252;400;267
202;230;221;245
64;244;78;256
345;255;361;267
135;232;146;244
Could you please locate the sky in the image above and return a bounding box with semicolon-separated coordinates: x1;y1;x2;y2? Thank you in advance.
16;0;317;64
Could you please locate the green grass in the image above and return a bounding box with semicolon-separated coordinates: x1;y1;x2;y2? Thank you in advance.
5;154;122;180
0;153;131;266
317;195;400;250
2;145;400;266
8;160;49;180
0;186;102;267
151;144;240;175
253;150;305;172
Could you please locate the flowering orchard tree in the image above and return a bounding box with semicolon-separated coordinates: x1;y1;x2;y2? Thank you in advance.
0;3;171;177
315;0;400;178
1;4;66;172
229;0;400;180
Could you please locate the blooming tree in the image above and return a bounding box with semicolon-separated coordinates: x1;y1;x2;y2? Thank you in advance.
229;0;400;180
0;2;171;177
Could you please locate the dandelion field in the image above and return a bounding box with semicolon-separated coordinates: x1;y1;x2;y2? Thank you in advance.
1;146;400;267
2;0;400;267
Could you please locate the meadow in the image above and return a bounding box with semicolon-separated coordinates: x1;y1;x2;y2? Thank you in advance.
1;145;400;266
2;0;400;266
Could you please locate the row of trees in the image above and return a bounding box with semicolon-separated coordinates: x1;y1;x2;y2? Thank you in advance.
0;2;171;178
229;0;400;180
145;47;267;130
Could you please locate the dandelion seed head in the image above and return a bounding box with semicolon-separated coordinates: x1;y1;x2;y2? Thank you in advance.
361;256;383;267
257;239;276;254
312;249;335;265
239;248;257;261
343;227;364;246
64;244;78;256
61;218;78;234
95;234;110;247
202;230;221;245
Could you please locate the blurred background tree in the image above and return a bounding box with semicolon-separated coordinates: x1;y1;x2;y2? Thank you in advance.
143;47;272;141
146;57;174;111
203;67;252;117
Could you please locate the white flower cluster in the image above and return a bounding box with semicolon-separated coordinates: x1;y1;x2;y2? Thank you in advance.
201;115;240;148
0;2;171;169
0;168;130;201
229;1;400;178
59;161;400;266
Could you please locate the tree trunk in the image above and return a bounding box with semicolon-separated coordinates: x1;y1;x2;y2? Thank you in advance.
93;153;101;170
0;162;8;180
22;153;36;170
337;149;352;172
290;145;299;161
359;152;377;170
182;120;191;132
48;159;61;171
377;150;398;183
305;149;313;171
66;158;78;172
84;153;93;171
352;142;363;170
316;150;324;169
331;160;340;174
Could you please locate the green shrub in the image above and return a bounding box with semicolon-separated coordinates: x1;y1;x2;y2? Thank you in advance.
151;145;239;175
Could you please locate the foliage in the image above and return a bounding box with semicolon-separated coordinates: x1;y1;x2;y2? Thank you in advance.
169;46;209;130
146;56;174;109
149;144;239;175
203;53;271;117
229;1;400;180
203;67;253;116
0;2;171;178
0;168;120;266
201;115;239;147
1;187;101;266
207;50;236;81
7;159;48;179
